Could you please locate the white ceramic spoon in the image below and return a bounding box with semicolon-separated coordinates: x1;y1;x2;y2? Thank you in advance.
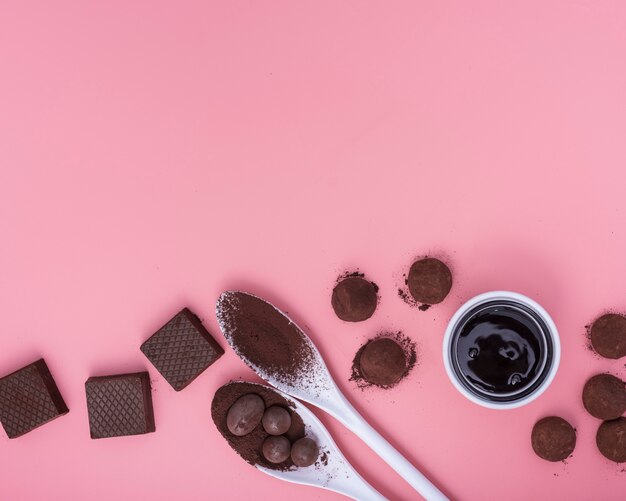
216;291;449;501
227;381;386;500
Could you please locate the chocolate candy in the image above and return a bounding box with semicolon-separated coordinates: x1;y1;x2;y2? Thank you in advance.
141;308;224;391
262;435;291;463
590;314;626;359
262;405;291;436
226;394;265;436
407;257;452;305
85;372;155;439
531;416;576;462
582;374;626;420
359;338;407;386
0;359;69;439
596;417;626;463
291;437;319;467
331;276;378;322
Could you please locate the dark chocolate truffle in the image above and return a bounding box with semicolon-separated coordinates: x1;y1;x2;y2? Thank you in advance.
582;374;626;421
262;435;291;464
590;314;626;359
531;416;576;462
596;417;626;463
262;406;291;436
359;338;407;386
226;394;265;437
331;276;378;322
291;437;319;467
407;258;452;305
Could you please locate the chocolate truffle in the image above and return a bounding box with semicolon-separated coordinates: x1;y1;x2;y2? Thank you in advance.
262;435;291;464
407;257;452;305
582;374;626;421
226;394;265;437
331;276;378;322
262;406;291;436
590;314;626;359
596;417;626;463
359;338;407;386
531;416;576;462
291;437;319;467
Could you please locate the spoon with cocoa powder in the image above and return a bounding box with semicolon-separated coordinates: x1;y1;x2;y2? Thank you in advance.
216;291;448;501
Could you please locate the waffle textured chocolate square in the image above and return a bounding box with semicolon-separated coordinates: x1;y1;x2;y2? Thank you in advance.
0;359;69;438
85;372;155;439
141;308;224;391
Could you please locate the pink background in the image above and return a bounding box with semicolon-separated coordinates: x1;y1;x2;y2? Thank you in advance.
1;1;625;500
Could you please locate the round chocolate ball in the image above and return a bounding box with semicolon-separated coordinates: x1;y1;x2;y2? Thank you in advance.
359;338;407;386
596;417;626;463
531;416;576;462
226;393;265;437
407;258;452;305
291;437;319;467
262;435;291;464
262;406;292;436
582;374;626;420
590;313;626;359
331;276;378;322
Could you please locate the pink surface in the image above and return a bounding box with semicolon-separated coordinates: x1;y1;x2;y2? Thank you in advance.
1;1;625;500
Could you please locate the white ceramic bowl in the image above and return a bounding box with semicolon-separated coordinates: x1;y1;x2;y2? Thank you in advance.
443;291;560;410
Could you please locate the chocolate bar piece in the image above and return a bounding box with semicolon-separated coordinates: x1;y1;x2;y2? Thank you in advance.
0;359;69;438
141;308;224;391
85;372;155;439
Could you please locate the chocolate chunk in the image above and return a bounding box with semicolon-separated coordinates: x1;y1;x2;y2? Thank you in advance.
359;338;407;386
262;405;291;436
226;394;265;436
596;417;626;463
141;308;224;391
85;372;155;439
0;359;68;439
590;314;626;359
407;257;452;305
582;374;626;420
262;435;291;463
291;437;319;467
331;276;378;322
531;416;576;462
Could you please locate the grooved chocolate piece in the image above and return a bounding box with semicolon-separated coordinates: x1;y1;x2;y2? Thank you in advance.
531;416;576;462
141;308;224;391
0;359;68;438
85;372;155;439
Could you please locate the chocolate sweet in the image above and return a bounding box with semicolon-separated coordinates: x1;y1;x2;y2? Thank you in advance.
262;405;292;436
590;314;626;359
582;374;626;421
531;416;576;462
331;275;378;322
226;394;265;436
407;257;452;305
85;372;155;439
262;435;291;463
596;417;626;463
0;359;69;439
141;308;224;391
291;437;319;467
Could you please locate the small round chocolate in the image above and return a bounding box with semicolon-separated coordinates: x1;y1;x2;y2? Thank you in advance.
359;338;407;386
582;374;626;420
590;314;626;359
331;276;378;322
226;393;265;437
291;437;319;467
531;416;576;462
262;435;291;464
596;417;626;463
262;406;292;436
407;258;452;305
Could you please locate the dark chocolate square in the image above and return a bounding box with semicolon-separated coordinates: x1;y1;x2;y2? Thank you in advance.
140;308;224;391
0;359;69;439
85;372;155;439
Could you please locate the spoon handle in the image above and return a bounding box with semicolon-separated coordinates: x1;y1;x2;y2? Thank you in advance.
328;390;449;501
